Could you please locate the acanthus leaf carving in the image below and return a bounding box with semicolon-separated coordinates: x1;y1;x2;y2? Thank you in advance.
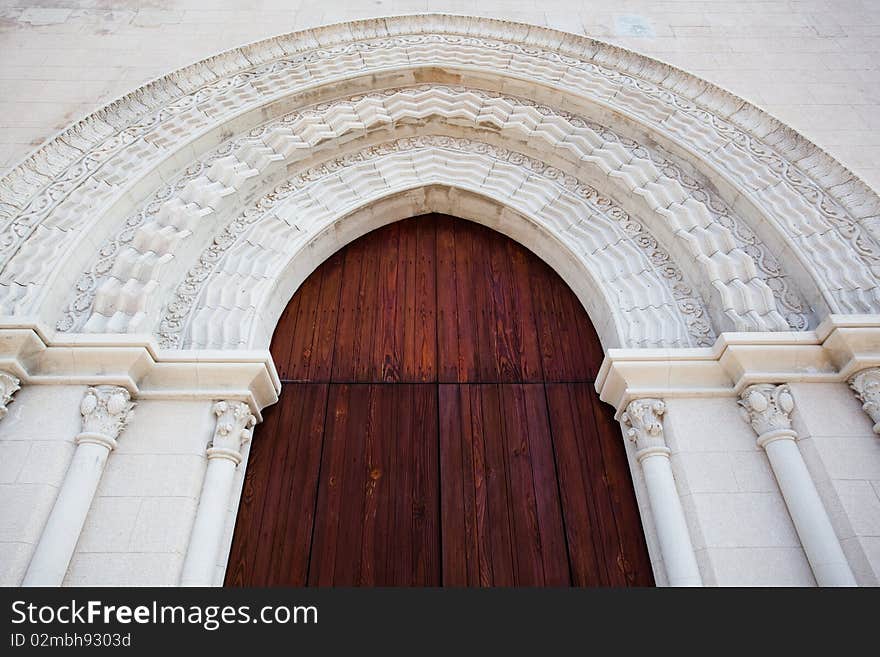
621;398;668;459
0;370;21;419
79;385;135;444
738;383;796;442
848;367;880;435
209;400;256;464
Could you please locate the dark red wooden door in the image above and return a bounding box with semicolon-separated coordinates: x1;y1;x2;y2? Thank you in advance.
225;215;654;587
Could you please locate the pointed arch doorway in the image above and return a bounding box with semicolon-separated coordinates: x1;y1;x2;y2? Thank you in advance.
225;214;654;586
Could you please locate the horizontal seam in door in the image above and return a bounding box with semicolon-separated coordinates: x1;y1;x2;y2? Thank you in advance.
279;380;598;385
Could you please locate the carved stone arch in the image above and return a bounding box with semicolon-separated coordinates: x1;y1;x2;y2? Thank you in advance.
155;138;719;351
2;14;879;590
51;84;817;348
177;182;698;351
1;14;878;351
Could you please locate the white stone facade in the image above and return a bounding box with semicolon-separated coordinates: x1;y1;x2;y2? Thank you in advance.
0;8;879;587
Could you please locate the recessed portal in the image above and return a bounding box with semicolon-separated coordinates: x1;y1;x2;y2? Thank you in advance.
225;214;654;586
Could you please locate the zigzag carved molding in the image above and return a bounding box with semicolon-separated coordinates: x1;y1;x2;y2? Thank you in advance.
0;15;877;352
54;86;813;347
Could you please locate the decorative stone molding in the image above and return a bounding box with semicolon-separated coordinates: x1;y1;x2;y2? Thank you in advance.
0;15;877;358
0;370;20;419
158;138;715;350
77;385;135;448
56;86;810;344
0;324;280;419
208;400;255;465
621;398;668;461
848;367;880;434
738;383;796;446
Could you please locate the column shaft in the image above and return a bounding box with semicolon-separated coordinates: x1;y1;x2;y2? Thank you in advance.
179;400;255;587
179;456;238;586
763;436;856;586
22;386;134;587
740;384;856;587
622;398;702;587
22;440;112;586
639;451;703;586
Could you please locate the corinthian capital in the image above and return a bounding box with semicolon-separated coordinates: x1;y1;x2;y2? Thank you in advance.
621;398;668;459
849;368;880;435
738;383;795;444
209;400;256;464
78;385;135;448
0;371;21;419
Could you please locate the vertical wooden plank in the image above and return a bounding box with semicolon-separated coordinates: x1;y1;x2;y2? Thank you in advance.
332;384;370;584
355;231;381;382
520;384;571;586
439;384;468;585
499;384;545;585
410;384;440;585
506;241;544;382
307;384;354;585
308;252;345;381
268;278;303;381
359;383;384;585
557;272;603;381
485;229;516;381
439;384;481;586
544;383;605;586
451;216;478;382
248;380;306;586
436;215;462;382
479;384;516;585
276;384;329;586
390;385;414;585
374;221;402;383
414;216;437;382
330;240;364;382
223;396;283;586
570;384;627;586
471;225;498;382
281;265;323;383
468;385;493;586
589;389;655;586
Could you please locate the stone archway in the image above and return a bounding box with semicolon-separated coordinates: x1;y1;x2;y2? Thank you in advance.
1;15;878;588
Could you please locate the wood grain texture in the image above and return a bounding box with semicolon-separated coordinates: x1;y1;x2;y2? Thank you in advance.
227;214;654;587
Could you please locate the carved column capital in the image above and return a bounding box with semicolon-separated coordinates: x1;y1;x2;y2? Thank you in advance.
77;385;135;450
849;367;880;435
0;371;21;419
208;400;256;465
738;383;796;447
621;398;668;461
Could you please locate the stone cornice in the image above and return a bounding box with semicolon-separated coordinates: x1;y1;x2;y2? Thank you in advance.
0;321;279;418
596;314;880;416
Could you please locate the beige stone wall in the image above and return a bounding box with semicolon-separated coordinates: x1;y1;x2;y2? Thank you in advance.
1;0;879;191
664;396;816;586
0;384;83;585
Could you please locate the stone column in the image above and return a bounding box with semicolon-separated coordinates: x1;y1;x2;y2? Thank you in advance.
621;398;702;587
738;383;856;586
848;367;880;435
0;370;20;419
180;400;255;587
23;386;135;586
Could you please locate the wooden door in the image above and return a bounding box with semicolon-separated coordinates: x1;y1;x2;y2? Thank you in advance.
225;214;654;587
